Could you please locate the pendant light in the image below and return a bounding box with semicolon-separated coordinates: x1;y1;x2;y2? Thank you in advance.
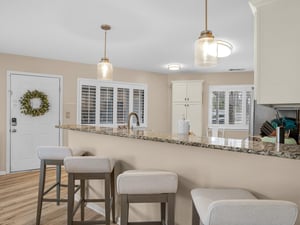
97;24;113;80
194;0;232;67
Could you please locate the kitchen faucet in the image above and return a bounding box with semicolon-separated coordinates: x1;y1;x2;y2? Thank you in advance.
127;112;140;129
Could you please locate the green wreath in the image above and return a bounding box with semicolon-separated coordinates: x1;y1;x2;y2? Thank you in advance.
20;90;50;117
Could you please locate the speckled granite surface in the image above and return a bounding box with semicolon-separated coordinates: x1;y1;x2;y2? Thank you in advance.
57;124;300;160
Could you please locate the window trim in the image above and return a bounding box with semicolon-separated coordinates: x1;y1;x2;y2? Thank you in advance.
208;85;253;130
77;78;148;127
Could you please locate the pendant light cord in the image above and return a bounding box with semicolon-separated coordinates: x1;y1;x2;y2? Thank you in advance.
205;0;208;31
104;31;107;59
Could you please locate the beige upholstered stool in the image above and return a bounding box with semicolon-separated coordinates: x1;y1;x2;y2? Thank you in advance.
64;156;115;225
191;188;298;225
36;146;73;225
117;170;178;225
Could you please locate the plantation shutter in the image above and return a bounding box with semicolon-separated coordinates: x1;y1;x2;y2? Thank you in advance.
228;91;243;125
117;88;130;124
80;85;96;124
77;79;147;127
133;89;145;124
100;86;114;125
211;91;225;125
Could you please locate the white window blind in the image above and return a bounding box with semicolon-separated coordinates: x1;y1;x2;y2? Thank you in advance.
208;85;253;129
133;89;145;124
100;87;114;124
117;88;130;124
80;85;96;124
211;91;225;125
77;79;147;127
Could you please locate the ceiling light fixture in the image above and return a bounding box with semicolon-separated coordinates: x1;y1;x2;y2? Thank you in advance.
216;40;233;58
194;0;232;67
97;24;113;80
167;63;182;71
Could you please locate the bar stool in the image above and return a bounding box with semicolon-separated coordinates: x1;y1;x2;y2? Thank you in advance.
36;146;73;225
64;156;115;225
191;188;298;225
117;170;178;225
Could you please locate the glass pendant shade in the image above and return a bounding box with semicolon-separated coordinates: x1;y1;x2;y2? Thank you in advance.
97;24;113;80
194;0;232;66
194;31;218;67
97;58;113;80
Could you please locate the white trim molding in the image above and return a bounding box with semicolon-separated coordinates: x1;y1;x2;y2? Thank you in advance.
6;70;64;173
0;171;6;176
249;0;281;8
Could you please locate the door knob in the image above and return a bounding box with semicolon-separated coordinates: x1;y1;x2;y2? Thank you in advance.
10;128;17;133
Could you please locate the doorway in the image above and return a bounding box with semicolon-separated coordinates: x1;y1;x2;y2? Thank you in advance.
7;71;62;172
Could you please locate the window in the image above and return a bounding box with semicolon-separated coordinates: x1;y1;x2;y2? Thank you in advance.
208;85;253;129
80;85;96;124
77;79;147;127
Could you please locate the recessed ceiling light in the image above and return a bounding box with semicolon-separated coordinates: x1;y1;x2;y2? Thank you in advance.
167;63;182;71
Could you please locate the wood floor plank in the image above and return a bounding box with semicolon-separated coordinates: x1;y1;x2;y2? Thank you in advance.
0;169;116;225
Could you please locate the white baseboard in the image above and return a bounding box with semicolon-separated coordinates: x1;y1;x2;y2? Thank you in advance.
0;171;6;175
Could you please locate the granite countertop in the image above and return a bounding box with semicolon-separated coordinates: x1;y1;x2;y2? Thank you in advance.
57;124;300;160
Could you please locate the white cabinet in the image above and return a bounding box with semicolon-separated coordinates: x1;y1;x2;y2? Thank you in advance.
250;0;300;104
171;80;203;136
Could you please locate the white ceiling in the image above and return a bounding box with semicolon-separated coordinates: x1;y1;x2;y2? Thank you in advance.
0;0;254;74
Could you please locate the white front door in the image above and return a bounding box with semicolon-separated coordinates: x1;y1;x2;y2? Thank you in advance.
8;72;62;172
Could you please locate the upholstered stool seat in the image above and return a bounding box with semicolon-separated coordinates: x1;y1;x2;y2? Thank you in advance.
191;188;298;225
117;170;178;194
38;146;72;160
36;146;73;225
64;156;115;225
117;170;178;225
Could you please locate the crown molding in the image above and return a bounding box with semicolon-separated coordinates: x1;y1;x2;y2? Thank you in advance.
249;0;281;8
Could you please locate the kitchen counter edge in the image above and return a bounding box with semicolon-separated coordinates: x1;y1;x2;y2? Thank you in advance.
57;124;300;160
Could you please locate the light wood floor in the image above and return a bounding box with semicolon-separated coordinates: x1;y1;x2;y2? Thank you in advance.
0;169;115;225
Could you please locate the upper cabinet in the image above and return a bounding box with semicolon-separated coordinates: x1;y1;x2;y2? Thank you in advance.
250;0;300;104
171;80;203;136
172;80;203;103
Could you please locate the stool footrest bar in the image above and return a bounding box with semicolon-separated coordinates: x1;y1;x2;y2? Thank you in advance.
73;220;107;225
43;198;68;202
43;182;59;195
128;222;163;225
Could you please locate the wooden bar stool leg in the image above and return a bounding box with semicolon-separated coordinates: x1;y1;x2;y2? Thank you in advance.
161;202;166;224
68;173;75;225
192;201;200;225
167;194;175;225
56;164;61;205
105;173;111;225
36;160;46;225
120;194;129;225
80;179;85;222
111;169;116;223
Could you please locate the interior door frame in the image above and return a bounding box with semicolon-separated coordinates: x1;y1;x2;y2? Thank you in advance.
6;71;63;173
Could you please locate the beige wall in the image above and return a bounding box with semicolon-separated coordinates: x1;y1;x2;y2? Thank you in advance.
0;53;254;172
167;72;254;139
68;130;300;225
0;53;169;171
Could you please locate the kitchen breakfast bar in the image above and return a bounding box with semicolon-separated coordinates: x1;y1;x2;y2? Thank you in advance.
59;124;300;225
